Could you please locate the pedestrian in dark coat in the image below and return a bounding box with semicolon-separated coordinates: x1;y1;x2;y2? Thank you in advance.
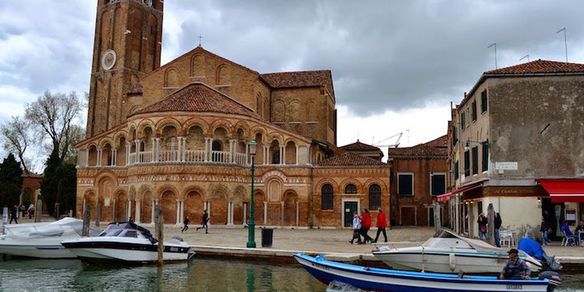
181;216;190;232
196;210;209;234
494;212;502;247
9;205;18;224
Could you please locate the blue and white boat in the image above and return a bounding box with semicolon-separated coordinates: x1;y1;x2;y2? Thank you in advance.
294;253;561;292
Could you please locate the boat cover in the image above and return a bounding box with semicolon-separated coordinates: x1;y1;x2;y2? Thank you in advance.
518;237;544;260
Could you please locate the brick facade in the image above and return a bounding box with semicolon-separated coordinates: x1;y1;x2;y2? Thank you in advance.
76;0;388;228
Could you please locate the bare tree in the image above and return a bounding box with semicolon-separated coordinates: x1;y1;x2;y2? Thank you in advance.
25;91;83;161
1;116;33;174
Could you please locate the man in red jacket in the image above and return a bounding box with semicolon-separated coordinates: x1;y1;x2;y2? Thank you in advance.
359;209;374;244
373;208;388;243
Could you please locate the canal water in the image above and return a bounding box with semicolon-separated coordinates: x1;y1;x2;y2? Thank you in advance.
0;257;582;291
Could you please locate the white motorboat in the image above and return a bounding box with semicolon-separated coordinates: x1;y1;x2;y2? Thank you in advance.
372;229;542;274
61;222;194;264
0;217;99;259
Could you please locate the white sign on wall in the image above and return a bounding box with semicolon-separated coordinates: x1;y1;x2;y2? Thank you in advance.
495;162;518;170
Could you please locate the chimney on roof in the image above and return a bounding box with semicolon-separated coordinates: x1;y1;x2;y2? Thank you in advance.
464;92;467;98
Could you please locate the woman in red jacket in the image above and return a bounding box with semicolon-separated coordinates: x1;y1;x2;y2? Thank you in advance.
373;208;388;243
359;209;374;244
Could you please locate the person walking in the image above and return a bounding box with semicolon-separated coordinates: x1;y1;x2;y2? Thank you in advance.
196;210;209;234
373;208;388;243
360;209;374;244
9;205;18;224
477;213;488;240
181;216;190;232
494;212;502;247
349;212;362;244
540;216;551;246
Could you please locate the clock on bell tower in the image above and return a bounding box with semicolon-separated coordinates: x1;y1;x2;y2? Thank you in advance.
86;0;163;137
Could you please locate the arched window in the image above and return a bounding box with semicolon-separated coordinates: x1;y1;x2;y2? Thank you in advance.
321;184;334;210
344;184;357;194
272;150;280;164
368;184;381;210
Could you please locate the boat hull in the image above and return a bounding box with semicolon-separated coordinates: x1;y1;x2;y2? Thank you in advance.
0;243;76;259
295;254;554;292
62;239;192;263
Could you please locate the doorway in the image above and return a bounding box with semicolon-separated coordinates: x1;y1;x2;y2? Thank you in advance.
343;200;359;228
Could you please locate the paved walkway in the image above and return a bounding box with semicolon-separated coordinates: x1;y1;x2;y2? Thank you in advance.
8;217;583;263
160;224;584;259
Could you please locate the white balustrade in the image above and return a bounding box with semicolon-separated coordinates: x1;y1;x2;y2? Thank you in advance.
235;153;247;165
158;150;179;162
184;150;206;162
85;149;251;166
138;152;152;163
211;151;231;163
128;153;136;165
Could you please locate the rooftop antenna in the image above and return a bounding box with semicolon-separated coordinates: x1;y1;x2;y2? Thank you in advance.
556;27;568;62
520;54;530;62
198;34;204;47
488;43;497;69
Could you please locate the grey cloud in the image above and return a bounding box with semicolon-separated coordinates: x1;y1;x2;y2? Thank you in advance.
2;0;584;124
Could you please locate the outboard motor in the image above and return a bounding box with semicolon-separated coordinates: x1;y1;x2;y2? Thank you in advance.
542;254;563;271
538;271;561;292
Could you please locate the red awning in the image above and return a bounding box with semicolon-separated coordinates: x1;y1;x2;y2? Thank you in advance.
437;192;452;202
536;178;584;203
436;181;484;202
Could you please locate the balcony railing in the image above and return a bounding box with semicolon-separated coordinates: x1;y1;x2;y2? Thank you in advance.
185;149;206;162
211;150;230;163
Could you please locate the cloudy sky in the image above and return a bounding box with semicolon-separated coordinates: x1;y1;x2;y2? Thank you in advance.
1;0;583;162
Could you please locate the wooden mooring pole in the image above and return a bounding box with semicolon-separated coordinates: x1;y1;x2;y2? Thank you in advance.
155;204;164;266
82;206;90;236
487;203;495;246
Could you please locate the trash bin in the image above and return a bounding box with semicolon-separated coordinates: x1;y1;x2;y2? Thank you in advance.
261;228;273;247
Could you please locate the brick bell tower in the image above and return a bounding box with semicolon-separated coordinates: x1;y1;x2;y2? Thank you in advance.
86;0;163;137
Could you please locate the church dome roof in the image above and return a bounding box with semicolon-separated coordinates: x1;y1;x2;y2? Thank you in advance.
131;82;262;119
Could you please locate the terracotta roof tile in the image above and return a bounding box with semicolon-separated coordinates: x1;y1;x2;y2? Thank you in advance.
387;135;448;159
260;70;335;98
131;82;262;119
485;59;584;75
340;140;382;152
318;152;386;166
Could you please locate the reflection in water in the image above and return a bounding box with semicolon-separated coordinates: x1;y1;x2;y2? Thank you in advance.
0;258;326;291
1;257;582;291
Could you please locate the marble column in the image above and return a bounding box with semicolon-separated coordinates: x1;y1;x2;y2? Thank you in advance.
296;201;299;226
97;148;102;167
280;145;285;165
135;200;141;224
176;200;181;225
243;202;247;225
112;149;117;166
263;201;268;226
127;199;132;221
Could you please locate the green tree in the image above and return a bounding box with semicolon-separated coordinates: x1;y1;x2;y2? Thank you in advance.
55;162;77;217
0;154;23;209
40;149;61;216
40;149;77;217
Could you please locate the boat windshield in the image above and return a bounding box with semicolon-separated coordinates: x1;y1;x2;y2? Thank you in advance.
431;229;504;253
98;222;158;244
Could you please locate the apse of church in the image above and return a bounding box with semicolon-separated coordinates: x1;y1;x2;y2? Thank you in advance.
77;0;389;229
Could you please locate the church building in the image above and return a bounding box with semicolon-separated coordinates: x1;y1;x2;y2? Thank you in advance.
75;0;389;228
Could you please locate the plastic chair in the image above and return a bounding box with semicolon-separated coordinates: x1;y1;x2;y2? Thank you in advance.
561;231;578;246
499;231;514;247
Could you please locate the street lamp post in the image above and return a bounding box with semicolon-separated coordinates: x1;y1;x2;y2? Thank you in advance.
246;140;257;248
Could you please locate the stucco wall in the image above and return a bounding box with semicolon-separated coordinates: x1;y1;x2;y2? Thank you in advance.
489;76;584;178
